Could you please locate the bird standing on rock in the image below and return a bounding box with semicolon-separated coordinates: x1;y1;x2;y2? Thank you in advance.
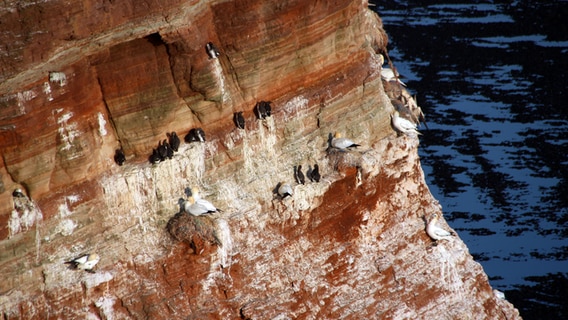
185;128;206;143
183;196;220;216
149;149;161;164
206;42;220;59
114;149;126;166
65;253;100;273
234;112;245;129
294;165;305;185
254;101;272;119
391;111;421;136
381;67;406;87
426;213;454;242
310;163;321;182
167;132;180;152
277;182;293;199
331;132;360;150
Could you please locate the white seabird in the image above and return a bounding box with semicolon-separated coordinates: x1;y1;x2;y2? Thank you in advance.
331;132;361;150
184;196;220;216
66;253;100;272
391;111;421;136
277;182;293;199
426;213;454;241
381;67;406;86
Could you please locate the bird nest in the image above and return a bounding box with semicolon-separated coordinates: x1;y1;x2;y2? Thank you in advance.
166;212;221;254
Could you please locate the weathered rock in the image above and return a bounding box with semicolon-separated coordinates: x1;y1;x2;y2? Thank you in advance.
0;0;519;319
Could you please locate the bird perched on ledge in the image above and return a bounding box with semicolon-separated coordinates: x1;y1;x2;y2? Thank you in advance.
182;196;220;216
167;132;180;152
426;213;454;242
114;148;126;166
254;101;272;119
206;42;220;59
308;163;321;182
381;67;406;87
65;253;100;273
331;132;360;150
294;165;305;185
185;128;206;143
391;111;421;136
234;112;245;129
276;182;293;199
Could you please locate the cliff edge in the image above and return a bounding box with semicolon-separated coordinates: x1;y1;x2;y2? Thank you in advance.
0;0;520;318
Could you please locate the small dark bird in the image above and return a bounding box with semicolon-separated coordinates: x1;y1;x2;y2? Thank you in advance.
163;139;174;159
12;189;25;198
294;165;305;185
206;42;220;59
114;149;126;166
167;132;180;152
157;140;168;160
149;149;162;164
185;128;206;143
233;112;245;129
311;164;321;182
254;101;272;119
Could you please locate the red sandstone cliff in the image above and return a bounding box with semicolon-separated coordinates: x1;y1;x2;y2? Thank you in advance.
0;0;520;319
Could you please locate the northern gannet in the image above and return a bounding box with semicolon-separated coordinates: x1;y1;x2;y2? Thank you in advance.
426;213;454;241
183;196;220;216
65;253;100;273
331;132;361;150
277;182;293;199
391;111;421;136
381;67;406;86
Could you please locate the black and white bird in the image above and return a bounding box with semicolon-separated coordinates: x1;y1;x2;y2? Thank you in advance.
12;188;26;198
381;67;406;87
185;128;206;143
277;182;293;199
294;165;305;185
157;140;169;160
114;149;126;166
205;42;220;59
65;253;100;273
167;132;180;152
149;148;162;164
310;163;321;182
163;140;174;159
331;132;360;150
254;101;272;119
233;112;245;129
182;196;220;216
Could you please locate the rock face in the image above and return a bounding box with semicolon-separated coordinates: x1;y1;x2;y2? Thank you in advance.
0;0;520;319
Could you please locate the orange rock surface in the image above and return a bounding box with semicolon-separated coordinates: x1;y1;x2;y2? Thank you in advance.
0;0;519;318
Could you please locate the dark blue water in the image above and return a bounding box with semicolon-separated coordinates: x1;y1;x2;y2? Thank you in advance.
371;1;568;319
